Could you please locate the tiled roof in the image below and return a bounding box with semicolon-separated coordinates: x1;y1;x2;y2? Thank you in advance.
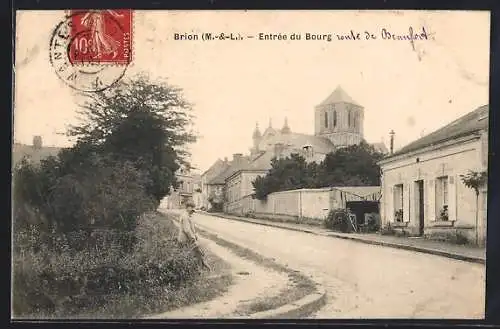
202;158;231;184
318;86;361;107
390;104;489;157
371;142;389;154
244;151;275;171
208;157;251;184
12;143;62;166
207;165;231;185
202;158;223;176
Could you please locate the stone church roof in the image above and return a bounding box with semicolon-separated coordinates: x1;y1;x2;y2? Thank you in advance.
317;85;361;107
262;119;277;137
259;132;334;155
390;104;489;158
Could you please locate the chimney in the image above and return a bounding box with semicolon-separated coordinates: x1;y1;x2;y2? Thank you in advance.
233;153;243;164
224;157;228;163
389;130;395;155
33;135;42;150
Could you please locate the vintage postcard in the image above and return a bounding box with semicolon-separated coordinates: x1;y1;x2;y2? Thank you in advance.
12;10;489;320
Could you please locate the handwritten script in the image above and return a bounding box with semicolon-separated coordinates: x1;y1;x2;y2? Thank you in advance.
174;26;431;50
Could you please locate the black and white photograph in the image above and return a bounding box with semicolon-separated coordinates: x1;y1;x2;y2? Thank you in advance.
12;10;489;319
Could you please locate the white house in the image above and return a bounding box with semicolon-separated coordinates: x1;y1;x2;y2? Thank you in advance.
378;105;488;246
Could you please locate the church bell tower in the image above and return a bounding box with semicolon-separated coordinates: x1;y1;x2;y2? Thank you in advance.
314;86;364;148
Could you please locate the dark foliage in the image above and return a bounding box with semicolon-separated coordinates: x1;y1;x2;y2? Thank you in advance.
67;74;197;204
324;208;354;233
252;141;384;200
12;75;200;317
12;213;203;318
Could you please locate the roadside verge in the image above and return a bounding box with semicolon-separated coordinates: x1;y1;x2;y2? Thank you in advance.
156;210;326;319
208;212;486;265
197;228;327;319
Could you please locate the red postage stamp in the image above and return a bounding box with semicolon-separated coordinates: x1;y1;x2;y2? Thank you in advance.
68;10;133;65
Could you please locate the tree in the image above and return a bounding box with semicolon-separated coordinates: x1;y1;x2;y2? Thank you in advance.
460;170;488;245
252;141;385;200
317;141;384;187
252;154;317;200
67;74;197;204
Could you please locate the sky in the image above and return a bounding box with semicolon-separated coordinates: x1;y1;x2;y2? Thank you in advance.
14;10;490;173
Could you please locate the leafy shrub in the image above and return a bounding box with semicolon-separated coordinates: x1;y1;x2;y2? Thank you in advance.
13;153;156;235
12;212;202;318
324;208;354;233
243;210;256;218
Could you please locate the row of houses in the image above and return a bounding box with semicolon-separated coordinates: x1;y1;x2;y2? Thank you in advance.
200;97;489;246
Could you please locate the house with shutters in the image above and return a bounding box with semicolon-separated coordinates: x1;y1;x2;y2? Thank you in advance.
378;104;489;246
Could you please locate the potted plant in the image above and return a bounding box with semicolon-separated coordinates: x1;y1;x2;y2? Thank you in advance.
394;209;403;222
439;205;449;221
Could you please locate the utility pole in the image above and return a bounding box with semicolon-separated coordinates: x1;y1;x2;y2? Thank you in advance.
389;130;395;155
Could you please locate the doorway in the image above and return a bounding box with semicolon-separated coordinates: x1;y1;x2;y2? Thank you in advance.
415;180;425;236
345;201;380;225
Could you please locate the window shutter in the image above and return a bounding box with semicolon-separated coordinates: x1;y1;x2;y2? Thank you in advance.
403;184;410;222
388;186;394;222
448;175;457;221
427;179;436;221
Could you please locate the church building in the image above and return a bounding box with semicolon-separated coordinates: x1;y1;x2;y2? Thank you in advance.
203;86;387;213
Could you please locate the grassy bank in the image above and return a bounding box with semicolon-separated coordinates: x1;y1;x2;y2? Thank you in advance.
12;212;233;319
172;219;319;316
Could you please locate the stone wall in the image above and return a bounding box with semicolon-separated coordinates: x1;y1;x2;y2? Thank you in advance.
227;187;379;222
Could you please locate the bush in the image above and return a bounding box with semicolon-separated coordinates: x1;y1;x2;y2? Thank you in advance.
243;210;256;218
13;153;156;235
207;201;223;213
12;212;203;318
324;208;354;233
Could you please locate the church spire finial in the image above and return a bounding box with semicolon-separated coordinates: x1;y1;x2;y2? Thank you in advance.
281;117;291;134
253;121;261;139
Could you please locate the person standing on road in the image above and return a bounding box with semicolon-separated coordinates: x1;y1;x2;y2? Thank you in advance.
178;200;211;271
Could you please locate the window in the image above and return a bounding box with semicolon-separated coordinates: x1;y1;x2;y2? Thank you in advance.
435;176;449;220
393;184;404;222
348;109;352;128
353;112;358;129
333;110;337;127
324;112;328;128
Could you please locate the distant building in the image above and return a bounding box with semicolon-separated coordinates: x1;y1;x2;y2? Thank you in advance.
12;136;62;166
378;105;488;246
164;167;202;209
204;86;388;213
200;158;231;209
